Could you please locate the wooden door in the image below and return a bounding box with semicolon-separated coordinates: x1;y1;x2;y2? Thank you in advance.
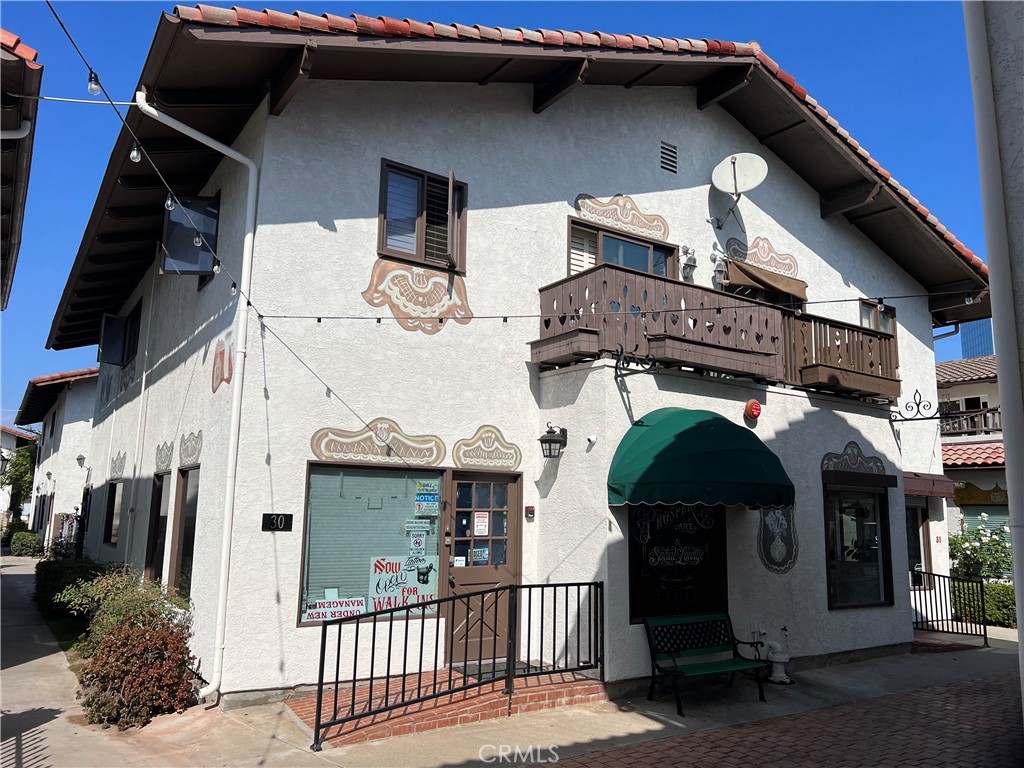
444;474;520;665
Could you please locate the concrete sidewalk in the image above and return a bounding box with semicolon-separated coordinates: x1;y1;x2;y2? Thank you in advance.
1;552;1020;767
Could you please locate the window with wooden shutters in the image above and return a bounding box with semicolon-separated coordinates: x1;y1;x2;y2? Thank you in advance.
568;220;677;278
569;224;598;275
379;160;467;272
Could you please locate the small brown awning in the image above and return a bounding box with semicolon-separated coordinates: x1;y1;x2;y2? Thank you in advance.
727;259;808;302
903;471;956;498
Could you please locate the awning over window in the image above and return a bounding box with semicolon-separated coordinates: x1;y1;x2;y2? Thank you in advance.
903;471;956;498
607;408;795;508
727;259;808;302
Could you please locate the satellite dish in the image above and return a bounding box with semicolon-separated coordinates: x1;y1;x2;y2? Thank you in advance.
711;153;769;197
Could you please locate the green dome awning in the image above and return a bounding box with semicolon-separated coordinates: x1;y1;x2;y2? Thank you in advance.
607;408;795;508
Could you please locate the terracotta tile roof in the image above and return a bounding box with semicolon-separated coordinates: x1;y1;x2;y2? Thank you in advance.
28;367;100;386
943;441;1004;468
0;28;41;66
15;368;100;426
0;425;35;442
172;4;987;282
936;355;998;384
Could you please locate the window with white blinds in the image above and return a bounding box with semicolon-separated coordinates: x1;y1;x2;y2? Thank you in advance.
569;225;598;275
301;466;442;622
380;160;467;272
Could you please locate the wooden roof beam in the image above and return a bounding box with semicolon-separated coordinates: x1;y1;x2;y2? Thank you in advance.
696;65;753;110
269;43;316;116
820;180;882;219
534;58;591;114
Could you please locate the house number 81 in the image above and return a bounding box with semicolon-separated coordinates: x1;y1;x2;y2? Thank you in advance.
261;513;293;532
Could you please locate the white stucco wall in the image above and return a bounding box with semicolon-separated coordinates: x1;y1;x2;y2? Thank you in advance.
28;380;96;542
95;79;953;694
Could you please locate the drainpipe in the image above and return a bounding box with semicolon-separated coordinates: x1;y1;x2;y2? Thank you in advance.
963;2;1024;723
0;120;32;140
135;89;259;703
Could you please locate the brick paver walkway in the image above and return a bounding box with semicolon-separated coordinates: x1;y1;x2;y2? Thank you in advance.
559;673;1023;768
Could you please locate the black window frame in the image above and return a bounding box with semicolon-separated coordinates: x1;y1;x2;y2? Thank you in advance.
822;472;896;610
377;159;468;273
102;480;125;546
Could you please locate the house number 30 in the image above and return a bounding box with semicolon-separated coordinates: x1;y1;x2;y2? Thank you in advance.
261;514;293;532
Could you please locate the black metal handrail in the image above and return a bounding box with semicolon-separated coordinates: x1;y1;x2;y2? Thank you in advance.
311;581;604;751
909;570;988;646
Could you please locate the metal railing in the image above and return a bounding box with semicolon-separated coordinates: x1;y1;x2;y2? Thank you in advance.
311;581;604;751
909;570;988;646
940;407;1002;436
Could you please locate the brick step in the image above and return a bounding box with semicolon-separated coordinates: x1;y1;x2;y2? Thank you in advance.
288;670;607;746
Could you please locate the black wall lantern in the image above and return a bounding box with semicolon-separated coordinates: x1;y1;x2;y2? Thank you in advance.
539;423;568;459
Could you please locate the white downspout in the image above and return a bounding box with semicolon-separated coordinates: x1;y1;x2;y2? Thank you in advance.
963;2;1024;725
135;90;259;703
0;120;32;140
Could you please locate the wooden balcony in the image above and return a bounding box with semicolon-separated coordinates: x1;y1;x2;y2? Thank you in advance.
940;408;1002;436
530;264;901;400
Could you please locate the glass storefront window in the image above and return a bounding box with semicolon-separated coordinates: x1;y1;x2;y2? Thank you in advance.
825;488;891;608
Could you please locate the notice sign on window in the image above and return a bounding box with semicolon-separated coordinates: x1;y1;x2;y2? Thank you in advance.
302;597;366;622
473;511;490;536
368;555;439;612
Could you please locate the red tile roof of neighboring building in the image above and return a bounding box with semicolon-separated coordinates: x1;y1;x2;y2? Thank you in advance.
171;4;987;282
0;29;41;66
15;368;100;426
936;355;998;385
26;367;100;387
1;425;35;442
943;441;1004;468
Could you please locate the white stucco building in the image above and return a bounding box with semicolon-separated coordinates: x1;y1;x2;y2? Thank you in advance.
14;368;98;547
1;425;35;523
44;7;990;705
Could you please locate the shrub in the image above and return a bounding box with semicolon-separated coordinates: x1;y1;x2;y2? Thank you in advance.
952;581;1017;629
1;516;28;546
57;568;188;659
78;612;196;729
949;519;1013;579
44;537;79;561
35;557;112;617
10;531;43;557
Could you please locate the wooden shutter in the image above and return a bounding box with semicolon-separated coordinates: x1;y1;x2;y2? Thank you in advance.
424;176;450;267
569;225;598;275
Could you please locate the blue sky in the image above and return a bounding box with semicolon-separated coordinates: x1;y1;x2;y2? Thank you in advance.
0;1;985;428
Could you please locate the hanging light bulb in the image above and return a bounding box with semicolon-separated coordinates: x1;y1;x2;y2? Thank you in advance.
194;233;203;248
129;142;142;163
230;282;237;296
164;193;174;211
87;71;101;96
212;260;221;274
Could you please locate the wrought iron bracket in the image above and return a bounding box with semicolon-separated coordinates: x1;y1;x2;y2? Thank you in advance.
890;389;943;422
614;344;658;378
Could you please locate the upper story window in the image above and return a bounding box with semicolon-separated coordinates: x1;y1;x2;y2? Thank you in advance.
97;299;143;368
859;300;895;334
569;221;676;278
378;160;467;272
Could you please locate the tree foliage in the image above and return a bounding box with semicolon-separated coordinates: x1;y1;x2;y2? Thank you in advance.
2;436;38;515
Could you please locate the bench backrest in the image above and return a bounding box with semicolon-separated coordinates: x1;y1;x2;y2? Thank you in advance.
643;613;735;659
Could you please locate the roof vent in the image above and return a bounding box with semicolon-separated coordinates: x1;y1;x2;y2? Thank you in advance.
660;141;678;174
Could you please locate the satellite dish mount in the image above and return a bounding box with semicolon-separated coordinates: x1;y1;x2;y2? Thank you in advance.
708;152;769;231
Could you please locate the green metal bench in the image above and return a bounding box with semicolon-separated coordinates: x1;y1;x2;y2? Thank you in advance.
642;613;768;715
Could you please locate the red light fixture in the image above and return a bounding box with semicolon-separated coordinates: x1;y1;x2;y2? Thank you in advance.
744;399;761;420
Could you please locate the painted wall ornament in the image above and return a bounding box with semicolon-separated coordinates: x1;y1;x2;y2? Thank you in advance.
574;194;669;242
452;426;522;471
110;451;127;480
311;418;445;466
820;441;885;475
155;442;174;473
955;482;1009;506
725;236;800;277
180;431;203;466
212;330;234;393
118;358;137;394
361;260;473;335
758;506;798;574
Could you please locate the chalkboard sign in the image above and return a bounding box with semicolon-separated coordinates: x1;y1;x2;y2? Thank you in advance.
628;504;727;622
262;513;293;532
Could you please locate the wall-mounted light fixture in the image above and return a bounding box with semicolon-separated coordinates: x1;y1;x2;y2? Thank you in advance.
45;471;52;481
0;453;9;475
539;423;568;459
712;256;728;287
76;454;86;468
680;247;697;281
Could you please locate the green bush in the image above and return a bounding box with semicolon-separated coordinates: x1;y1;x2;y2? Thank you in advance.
952;581;1017;629
1;516;28;546
78;612;196;729
35;557;112;617
57;568;189;659
10;531;43;557
949;520;1012;579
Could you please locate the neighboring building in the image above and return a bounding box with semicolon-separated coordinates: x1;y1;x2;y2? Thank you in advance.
960;319;994;358
937;355;1009;559
1;425;36;523
44;7;988;704
14;368;99;547
0;29;43;311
